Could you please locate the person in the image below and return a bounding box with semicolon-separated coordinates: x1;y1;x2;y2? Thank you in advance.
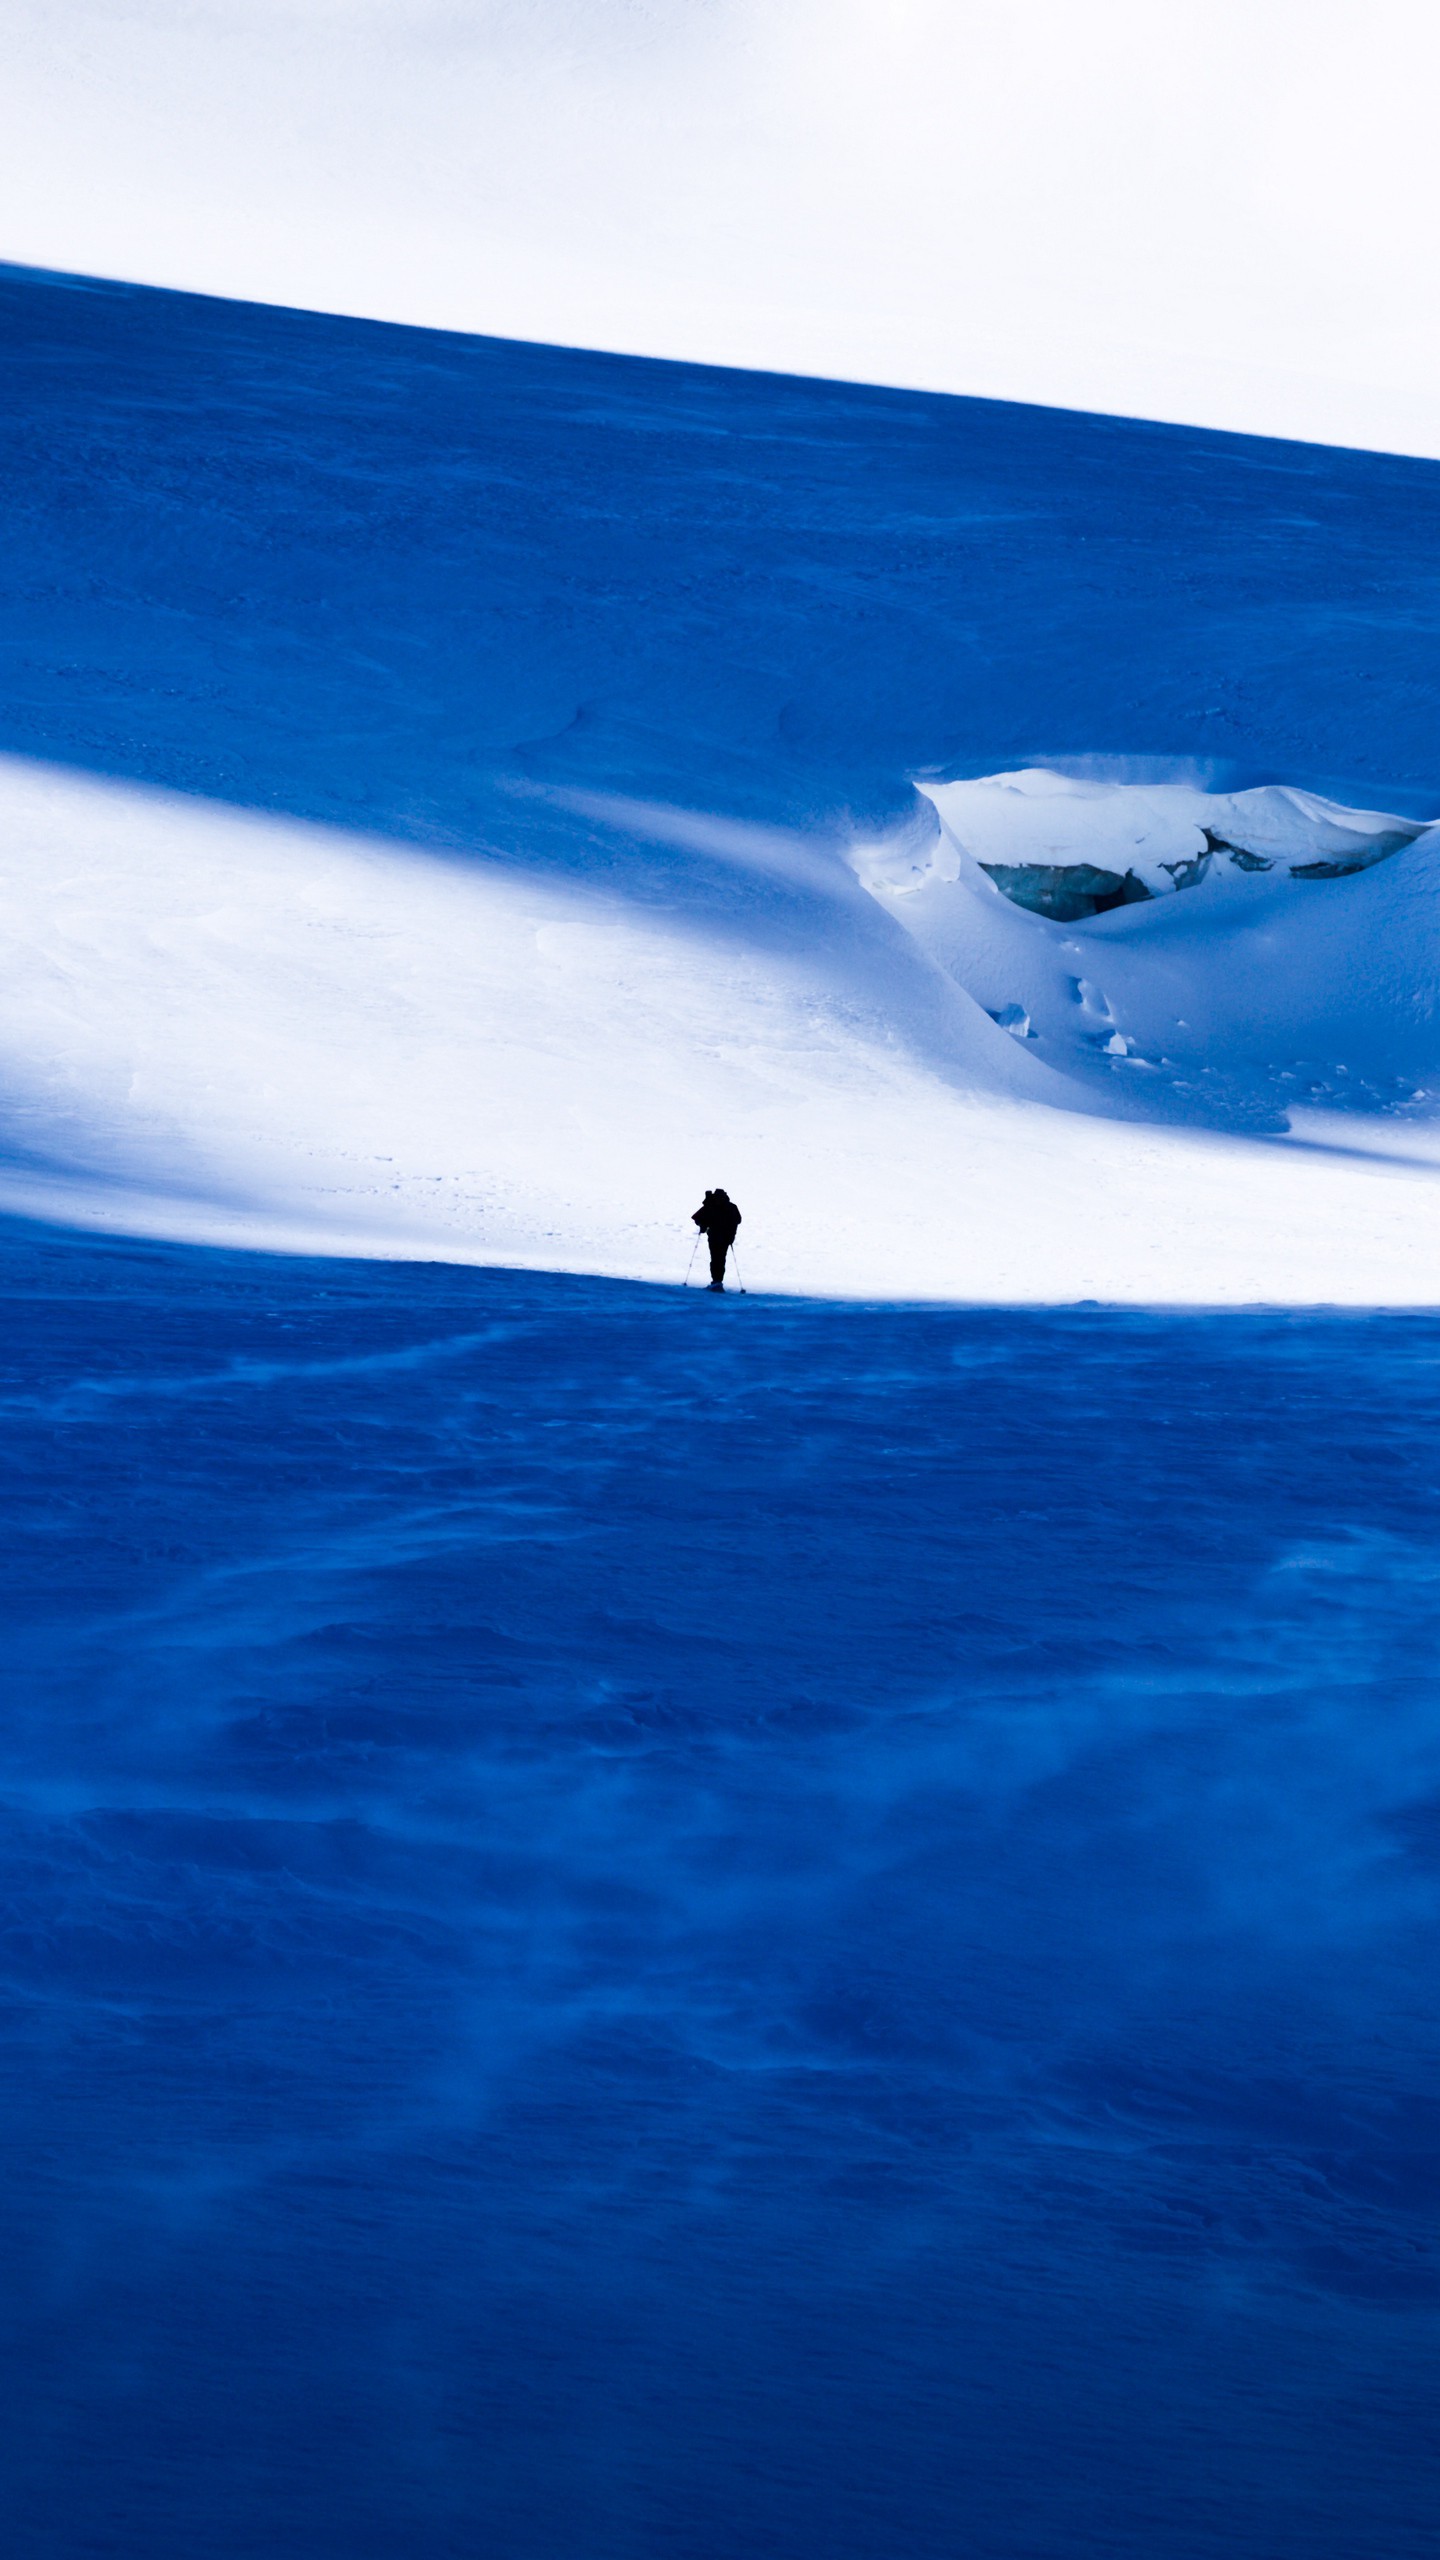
693;1188;741;1291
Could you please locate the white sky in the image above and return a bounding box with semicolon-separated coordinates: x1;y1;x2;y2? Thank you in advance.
0;1;1437;454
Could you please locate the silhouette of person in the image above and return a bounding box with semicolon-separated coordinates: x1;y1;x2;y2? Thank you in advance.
693;1188;741;1291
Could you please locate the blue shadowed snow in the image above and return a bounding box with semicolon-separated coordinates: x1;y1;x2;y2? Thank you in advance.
3;259;1440;868
4;265;1440;2548
2;1222;1438;2557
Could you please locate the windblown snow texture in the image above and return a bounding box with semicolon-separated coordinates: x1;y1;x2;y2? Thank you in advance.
2;266;1440;2555
4;264;1438;839
3;1225;1439;2560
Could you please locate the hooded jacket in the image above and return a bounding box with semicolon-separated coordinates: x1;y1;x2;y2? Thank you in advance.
693;1190;741;1249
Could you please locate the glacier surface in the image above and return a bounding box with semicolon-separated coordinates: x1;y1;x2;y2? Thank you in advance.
3;262;1440;2559
2;262;1440;1300
4;753;1440;1298
3;1229;1439;2559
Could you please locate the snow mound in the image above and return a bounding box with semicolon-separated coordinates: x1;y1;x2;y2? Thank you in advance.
858;769;1440;1133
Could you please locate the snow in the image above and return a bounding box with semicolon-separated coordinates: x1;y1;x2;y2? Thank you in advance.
5;1233;1440;2558
6;752;1440;1303
2;262;1440;1307
865;768;1440;1133
4;265;1440;2560
1;2;1439;456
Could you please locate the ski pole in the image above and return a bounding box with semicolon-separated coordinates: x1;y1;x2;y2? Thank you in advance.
684;1232;699;1286
729;1242;747;1295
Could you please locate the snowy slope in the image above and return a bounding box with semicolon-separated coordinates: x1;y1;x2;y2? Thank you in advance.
5;753;1440;1304
3;269;1439;1306
4;229;1440;2560
5;1241;1439;2560
1;1;1438;455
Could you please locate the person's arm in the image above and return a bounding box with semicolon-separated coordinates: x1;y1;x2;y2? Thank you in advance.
693;1206;708;1230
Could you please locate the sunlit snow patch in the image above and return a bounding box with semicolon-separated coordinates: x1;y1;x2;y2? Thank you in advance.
5;753;1440;1302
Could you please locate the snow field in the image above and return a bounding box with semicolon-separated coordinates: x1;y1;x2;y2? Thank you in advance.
4;754;1440;1302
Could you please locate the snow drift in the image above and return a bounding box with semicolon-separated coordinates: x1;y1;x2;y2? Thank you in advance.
862;769;1440;1132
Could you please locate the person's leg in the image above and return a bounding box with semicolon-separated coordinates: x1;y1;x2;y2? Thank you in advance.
708;1239;727;1288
